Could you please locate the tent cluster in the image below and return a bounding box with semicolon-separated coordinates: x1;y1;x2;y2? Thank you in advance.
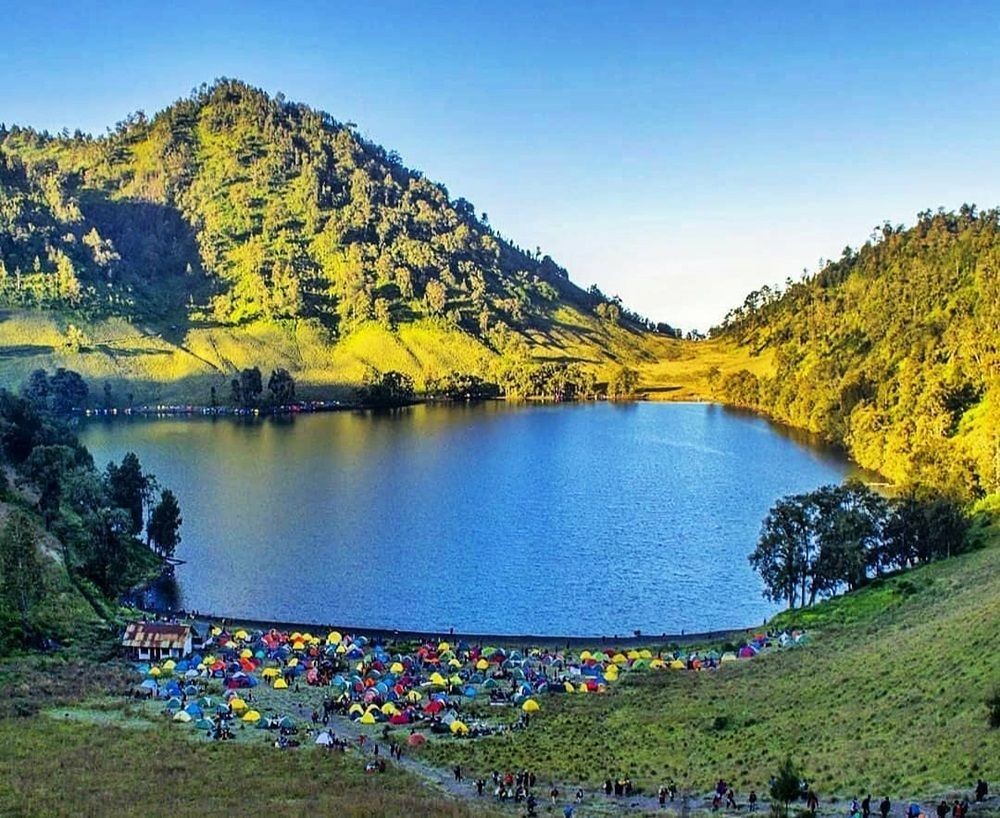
135;626;807;737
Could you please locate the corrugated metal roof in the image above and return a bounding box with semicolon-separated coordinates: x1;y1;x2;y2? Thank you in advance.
122;622;192;649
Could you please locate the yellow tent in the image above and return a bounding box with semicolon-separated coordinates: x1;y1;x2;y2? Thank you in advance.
229;697;247;712
381;703;398;716
449;674;462;686
669;659;685;670
348;704;364;716
240;649;252;659
448;658;461;668
210;626;222;637
475;659;489;671
521;699;540;713
563;681;575;693
577;683;589;693
273;678;288;690
173;710;192;722
234;629;249;641
149;667;161;678
429;672;446;687
450;720;469;735
611;654;627;665
336;644;346;654
627;649;640;660
721;652;738;663
291;641;305;651
437;642;450;653
390;662;405;674
242;710;261;723
326;631;342;645
261;668;280;678
359;711;376;725
406;690;422;703
650;659;666;669
579;650;593;660
287;658;299;667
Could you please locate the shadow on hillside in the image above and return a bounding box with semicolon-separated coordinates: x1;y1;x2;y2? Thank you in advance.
77;193;215;341
0;344;57;357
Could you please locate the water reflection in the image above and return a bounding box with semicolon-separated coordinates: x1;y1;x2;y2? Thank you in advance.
82;402;863;636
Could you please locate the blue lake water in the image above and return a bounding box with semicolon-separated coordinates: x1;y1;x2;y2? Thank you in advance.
79;401;863;636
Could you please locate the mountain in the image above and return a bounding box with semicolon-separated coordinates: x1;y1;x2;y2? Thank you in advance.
712;207;999;499
0;79;664;401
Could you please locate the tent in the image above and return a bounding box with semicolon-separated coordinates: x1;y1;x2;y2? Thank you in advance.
273;678;288;690
315;731;333;746
407;733;426;747
172;710;192;723
242;710;261;723
449;720;469;735
195;718;215;731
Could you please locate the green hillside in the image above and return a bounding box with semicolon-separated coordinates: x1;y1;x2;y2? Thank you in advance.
422;519;1000;800
0;79;663;402
712;209;999;499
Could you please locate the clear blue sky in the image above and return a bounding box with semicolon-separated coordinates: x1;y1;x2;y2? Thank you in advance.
3;1;999;329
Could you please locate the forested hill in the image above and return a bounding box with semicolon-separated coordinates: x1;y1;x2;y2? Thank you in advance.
713;207;999;500
0;79;661;399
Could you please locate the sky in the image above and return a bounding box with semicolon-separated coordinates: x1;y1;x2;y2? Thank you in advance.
3;1;999;330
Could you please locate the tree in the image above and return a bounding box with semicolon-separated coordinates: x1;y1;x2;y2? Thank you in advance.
0;510;43;639
749;496;811;608
105;452;149;536
770;757;803;817
358;369;415;406
147;489;182;559
267;368;295;406
238;367;263;409
20;369;50;411
606;365;639;400
49;368;88;415
21;444;77;524
424;278;447;315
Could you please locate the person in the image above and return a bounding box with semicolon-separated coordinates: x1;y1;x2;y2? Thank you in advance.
564;805;575;818
454;764;462;782
807;790;820;815
605;778;614;796
476;778;484;797
851;798;861;818
727;788;738;809
670;782;678;802
976;780;989;803
863;795;871;818
749;790;758;812
659;786;668;807
576;788;584;803
937;800;950;818
551;786;560;806
880;797;891;818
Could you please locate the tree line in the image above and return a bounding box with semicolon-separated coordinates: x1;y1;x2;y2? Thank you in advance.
0;369;181;651
749;481;969;609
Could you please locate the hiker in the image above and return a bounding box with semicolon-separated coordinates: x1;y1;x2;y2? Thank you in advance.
625;777;633;796
807;790;820;815
749;790;758;812
551;785;560;806
453;764;462;782
937;801;950;818
727;787;738;809
880;797;891;818
863;795;871;818
670;782;678;801
851;798;862;818
564;805;575;818
475;778;484;797
576;787;584;803
659;786;668;807
975;780;989;803
605;778;614;796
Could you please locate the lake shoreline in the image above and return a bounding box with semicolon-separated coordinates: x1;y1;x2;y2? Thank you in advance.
134;604;768;650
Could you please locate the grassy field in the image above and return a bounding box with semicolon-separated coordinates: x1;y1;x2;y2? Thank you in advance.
0;715;501;818
0;306;763;404
417;524;1000;802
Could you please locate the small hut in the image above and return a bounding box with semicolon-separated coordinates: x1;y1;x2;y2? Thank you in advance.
122;622;193;661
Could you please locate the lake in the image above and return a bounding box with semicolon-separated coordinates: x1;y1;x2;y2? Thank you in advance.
79;401;863;637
